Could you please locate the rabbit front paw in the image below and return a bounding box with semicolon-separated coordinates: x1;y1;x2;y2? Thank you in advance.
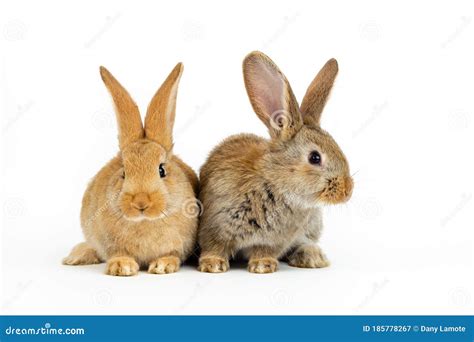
288;245;330;268
248;257;278;274
198;256;229;273
148;256;180;274
106;256;139;276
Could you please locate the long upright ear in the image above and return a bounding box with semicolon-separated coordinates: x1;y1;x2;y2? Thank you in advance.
99;66;143;149
300;58;338;127
144;63;183;151
243;51;303;141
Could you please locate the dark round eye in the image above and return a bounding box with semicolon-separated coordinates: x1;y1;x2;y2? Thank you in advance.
121;170;125;179
159;163;166;178
308;151;322;165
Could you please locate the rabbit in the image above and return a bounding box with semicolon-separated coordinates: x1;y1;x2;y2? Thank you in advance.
197;51;353;274
63;63;199;276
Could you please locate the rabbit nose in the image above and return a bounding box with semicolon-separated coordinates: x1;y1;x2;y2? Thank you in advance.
131;193;151;211
344;176;354;200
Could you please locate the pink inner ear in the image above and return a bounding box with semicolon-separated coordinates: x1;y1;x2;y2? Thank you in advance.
248;59;285;118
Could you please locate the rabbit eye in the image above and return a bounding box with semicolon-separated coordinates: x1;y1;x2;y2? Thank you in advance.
159;164;166;178
121;170;125;179
308;151;321;165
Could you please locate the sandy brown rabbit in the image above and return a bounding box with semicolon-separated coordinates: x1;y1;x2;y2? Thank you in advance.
63;63;199;276
198;51;353;274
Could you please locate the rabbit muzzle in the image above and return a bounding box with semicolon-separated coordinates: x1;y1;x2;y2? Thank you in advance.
318;175;353;204
120;191;167;221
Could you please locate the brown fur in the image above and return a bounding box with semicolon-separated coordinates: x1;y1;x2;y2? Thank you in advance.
198;52;353;273
300;58;339;126
63;64;199;276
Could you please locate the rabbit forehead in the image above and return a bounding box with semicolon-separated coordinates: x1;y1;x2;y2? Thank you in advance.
294;126;349;169
121;140;168;172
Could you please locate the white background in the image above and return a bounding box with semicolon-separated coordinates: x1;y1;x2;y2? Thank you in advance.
1;0;473;315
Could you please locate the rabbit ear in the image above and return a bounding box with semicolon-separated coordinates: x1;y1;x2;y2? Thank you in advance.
243;51;303;141
99;66;144;149
144;63;183;151
300;58;338;126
